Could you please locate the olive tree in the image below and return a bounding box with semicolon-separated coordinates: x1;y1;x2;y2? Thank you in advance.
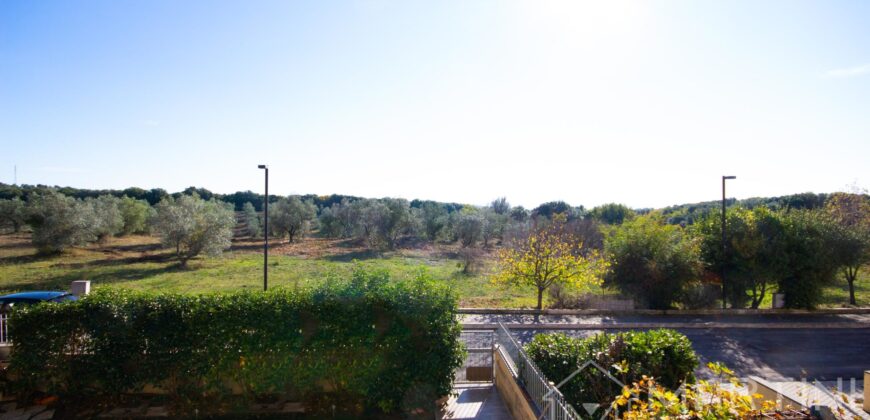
26;191;94;253
151;194;235;266
241;202;261;237
589;203;636;225
695;207;788;308
85;195;124;242
481;208;508;247
118;196;154;235
319;199;363;239
270;196;317;243
355;198;413;249
491;197;510;215
455;212;483;248
419;201;448;241
0;198;26;233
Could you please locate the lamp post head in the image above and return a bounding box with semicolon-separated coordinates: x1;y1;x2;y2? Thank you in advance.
723;175;736;180
258;165;267;169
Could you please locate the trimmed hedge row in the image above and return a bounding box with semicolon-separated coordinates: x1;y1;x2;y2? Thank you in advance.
8;269;464;416
525;329;698;410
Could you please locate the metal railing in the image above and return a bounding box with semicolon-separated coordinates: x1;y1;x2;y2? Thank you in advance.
495;322;582;420
456;330;494;382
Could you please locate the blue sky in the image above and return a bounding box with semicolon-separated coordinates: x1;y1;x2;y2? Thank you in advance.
2;0;869;209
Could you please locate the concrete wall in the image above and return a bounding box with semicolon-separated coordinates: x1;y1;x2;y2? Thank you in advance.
748;377;805;411
493;346;537;420
864;371;869;414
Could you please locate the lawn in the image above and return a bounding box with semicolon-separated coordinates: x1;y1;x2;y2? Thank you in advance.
2;233;865;309
818;266;870;308
0;233;542;308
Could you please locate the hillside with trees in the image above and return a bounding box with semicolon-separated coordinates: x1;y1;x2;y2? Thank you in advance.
1;182;868;309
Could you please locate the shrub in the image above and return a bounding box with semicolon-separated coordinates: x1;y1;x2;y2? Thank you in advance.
776;210;841;309
613;362;789;419
605;214;702;309
525;329;698;409
8;269;464;416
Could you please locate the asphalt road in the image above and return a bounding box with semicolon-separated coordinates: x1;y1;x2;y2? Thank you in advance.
460;313;870;327
460;314;870;382
509;328;870;381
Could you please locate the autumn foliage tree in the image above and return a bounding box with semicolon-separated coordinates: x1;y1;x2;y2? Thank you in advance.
494;214;608;309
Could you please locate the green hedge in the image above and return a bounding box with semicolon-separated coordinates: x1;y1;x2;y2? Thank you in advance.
525;329;698;410
8;268;464;416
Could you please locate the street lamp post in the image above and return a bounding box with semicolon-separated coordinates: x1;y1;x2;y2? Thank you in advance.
258;165;269;291
721;175;736;309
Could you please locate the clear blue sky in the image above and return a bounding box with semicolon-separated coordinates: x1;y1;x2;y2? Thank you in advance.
2;0;869;209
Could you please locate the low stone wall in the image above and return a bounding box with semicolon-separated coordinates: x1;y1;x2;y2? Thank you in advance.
493;345;537;420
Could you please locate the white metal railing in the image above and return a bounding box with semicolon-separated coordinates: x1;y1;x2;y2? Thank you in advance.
495;322;582;420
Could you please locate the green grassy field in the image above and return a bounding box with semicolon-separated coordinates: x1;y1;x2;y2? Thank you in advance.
0;234;544;307
1;233;865;308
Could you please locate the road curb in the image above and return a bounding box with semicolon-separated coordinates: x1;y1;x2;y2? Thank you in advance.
457;307;870;316
461;322;870;330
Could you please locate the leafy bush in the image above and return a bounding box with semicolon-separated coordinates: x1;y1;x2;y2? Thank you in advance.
525;329;698;409
776;210;841;309
605;214;702;309
8;269;464;416
613;362;789;419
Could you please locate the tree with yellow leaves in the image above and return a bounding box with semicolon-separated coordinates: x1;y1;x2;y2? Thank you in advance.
493;214;608;309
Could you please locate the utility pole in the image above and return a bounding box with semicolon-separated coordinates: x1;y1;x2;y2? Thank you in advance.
258;165;269;291
721;175;736;309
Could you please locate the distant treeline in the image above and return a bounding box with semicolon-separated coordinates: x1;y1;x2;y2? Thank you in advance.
0;182;842;223
0;183;425;212
659;192;835;225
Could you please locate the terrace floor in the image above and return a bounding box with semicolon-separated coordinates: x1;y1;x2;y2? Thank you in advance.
443;383;511;420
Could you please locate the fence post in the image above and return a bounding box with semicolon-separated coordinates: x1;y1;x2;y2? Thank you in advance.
71;280;91;297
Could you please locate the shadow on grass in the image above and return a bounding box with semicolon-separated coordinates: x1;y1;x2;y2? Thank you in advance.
0;264;190;293
105;242;163;253
332;238;366;249
321;249;382;262
0;240;33;250
0;253;59;265
53;253;176;269
230;242;268;252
